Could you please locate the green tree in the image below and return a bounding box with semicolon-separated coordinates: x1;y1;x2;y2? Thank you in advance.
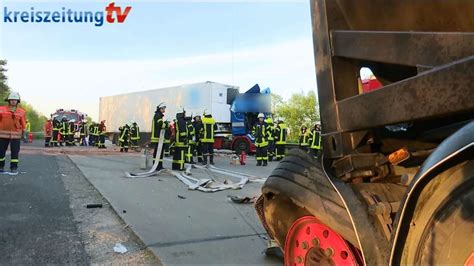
0;60;10;100
274;91;320;142
0;59;47;132
21;102;48;132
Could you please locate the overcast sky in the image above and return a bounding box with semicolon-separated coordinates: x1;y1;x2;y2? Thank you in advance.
0;0;316;120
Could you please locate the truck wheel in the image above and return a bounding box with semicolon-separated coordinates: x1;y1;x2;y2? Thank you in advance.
234;138;249;155
260;149;362;265
401;160;474;265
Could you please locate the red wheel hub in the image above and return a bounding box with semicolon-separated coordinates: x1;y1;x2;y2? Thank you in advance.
284;216;361;266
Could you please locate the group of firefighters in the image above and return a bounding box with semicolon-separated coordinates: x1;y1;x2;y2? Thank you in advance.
113;103;322;171
117;122;141;152
43;118;107;149
148;103;217;172
298;122;322;159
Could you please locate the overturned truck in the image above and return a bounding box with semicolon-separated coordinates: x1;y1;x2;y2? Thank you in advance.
256;0;474;265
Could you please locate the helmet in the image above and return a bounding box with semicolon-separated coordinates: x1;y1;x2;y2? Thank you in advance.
257;113;265;119
6;91;21;102
157;102;167;109
193;113;201;118
278;117;284;122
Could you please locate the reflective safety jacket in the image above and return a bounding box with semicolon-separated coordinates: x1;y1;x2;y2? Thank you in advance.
299;128;310;147
187;121;195;144
151;111;165;143
252;121;268;147
175;114;188;147
93;125;99;136
60;121;68;135
79;124;87;136
119;125;130;142
68;122;75;135
130;124;140;140
201;116;217;143
193;120;203;142
274;122;287;145
164;121;171;144
25;121;31;132
0;105;26;139
265;118;274;141
310;129;322;150
53;119;61;132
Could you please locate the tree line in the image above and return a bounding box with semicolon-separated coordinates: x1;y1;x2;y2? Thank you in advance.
0;60;47;132
272;90;320;142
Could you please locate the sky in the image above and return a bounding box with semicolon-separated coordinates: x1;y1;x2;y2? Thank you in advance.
0;0;317;120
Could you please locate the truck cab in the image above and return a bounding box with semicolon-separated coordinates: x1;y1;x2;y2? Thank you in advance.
229;84;272;154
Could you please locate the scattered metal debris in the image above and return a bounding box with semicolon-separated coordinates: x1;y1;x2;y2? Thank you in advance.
86;204;103;208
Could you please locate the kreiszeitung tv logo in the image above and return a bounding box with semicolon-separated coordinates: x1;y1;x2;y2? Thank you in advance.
2;2;132;27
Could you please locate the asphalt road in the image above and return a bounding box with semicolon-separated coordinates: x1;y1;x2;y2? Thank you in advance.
69;153;283;265
0;142;160;264
0;154;89;264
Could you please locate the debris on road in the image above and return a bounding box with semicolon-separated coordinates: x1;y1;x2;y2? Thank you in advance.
113;243;128;254
86;204;103;208
228;195;256;204
177;195;186;199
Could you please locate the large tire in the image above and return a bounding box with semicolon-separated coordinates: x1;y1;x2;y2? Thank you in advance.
261;149;358;249
401;160;474;265
233;138;250;155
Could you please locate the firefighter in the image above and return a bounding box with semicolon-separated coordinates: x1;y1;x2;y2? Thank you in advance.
93;122;100;146
60;117;68;146
200;112;216;165
252;113;269;166
88;123;95;146
309;122;322;159
274;117;287;161
299;124;310;152
68;120;76;146
44;119;53;147
265;116;275;161
163;120;171;157
52;117;60;146
151;103;166;171
173;109;188;170
130;122;140;149
0;92;26;175
24;119;31;143
117;125;124;147
185;114;195;164
193;114;203;163
98;120;107;149
119;123;130;152
79;121;87;146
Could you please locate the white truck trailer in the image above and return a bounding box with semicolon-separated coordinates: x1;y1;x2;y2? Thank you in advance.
99;81;239;133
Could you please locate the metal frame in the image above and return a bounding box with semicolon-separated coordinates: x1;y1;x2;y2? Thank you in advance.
311;0;474;159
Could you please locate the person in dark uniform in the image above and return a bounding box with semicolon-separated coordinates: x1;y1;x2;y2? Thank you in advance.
193;114;203;163
252;113;269;166
200;112;217;165
173;109;188;171
151;103;166;171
